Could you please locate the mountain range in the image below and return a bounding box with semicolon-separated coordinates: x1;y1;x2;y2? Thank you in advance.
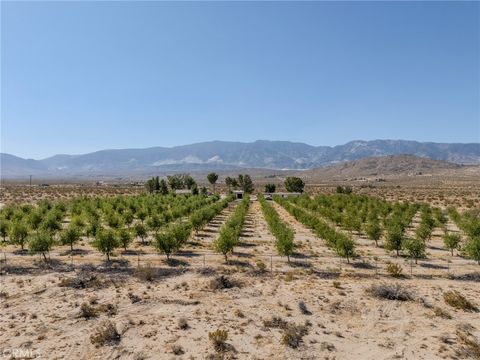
1;140;479;179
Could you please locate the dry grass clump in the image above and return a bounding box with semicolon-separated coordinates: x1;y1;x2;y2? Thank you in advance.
456;324;480;358
178;317;189;330
79;302;98;319
209;275;236;290
366;283;414;301
59;273;104;289
135;264;156;282
433;306;452;319
209;329;229;352
386;262;403;278
171;344;184;355
90;320;121;347
281;323;309;348
263;316;289;329
298;301;311;315
444;291;478;312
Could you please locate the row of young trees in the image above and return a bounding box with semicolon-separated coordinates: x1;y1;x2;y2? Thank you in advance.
258;194;295;262
289;192;480;264
213;195;250;261
274;196;355;262
0;193;224;261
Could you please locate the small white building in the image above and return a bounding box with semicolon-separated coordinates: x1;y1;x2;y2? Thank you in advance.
175;189;192;195
233;190;244;199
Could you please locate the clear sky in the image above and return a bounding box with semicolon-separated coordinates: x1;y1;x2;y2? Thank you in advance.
1;1;479;159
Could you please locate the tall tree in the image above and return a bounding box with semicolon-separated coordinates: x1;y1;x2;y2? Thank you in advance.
207;173;219;193
265;183;276;193
285;177;305;193
238;174;254;193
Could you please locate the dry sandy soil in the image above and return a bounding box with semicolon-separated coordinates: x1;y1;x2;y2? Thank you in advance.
1;196;480;359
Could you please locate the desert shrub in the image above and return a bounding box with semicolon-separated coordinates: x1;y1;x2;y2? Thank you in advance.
209;275;234;290
443;291;478;312
298;301;311;315
263;316;288;329
79;302;98;319
456;325;480;359
386;262;403;278
209;329;228;352
90;320;121;347
255;259;267;272
171;344;184;355
332;281;342;289
135;264;156;282
366;283;414;301
281;324;308;348
178;317;189;330
433;307;452;319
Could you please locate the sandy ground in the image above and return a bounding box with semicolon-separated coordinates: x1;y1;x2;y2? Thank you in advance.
1;199;480;359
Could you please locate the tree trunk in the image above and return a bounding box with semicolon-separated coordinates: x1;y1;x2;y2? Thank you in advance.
451;249;454;256
224;254;228;262
70;242;74;252
42;252;47;262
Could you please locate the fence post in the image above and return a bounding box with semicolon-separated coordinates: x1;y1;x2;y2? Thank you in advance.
375;257;378;276
137;254;140;269
203;254;206;268
410;258;413;276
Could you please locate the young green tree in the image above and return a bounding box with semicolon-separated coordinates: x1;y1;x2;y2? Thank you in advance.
365;219;382;247
385;224;404;256
443;232;461;256
238;174;254;193
465;236;480;265
60;225;81;252
155;231;177;260
275;227;295;263
284;177;305;193
403;237;426;264
159;179;169;195
146;215;163;235
134;223;147;245
117;227;133;251
9;221;29;250
265;183;276;193
213;226;237;262
93;228;119;262
184;175;196;190
29;231;55;262
415;223;433;243
0;219;9;243
335;235;355;263
207;173;219;193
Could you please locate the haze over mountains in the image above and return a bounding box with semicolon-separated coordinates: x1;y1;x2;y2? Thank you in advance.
1;140;479;179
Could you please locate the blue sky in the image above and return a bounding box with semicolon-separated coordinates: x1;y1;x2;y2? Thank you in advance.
1;1;479;159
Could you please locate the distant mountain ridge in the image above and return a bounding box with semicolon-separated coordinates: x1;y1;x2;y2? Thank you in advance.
1;139;479;178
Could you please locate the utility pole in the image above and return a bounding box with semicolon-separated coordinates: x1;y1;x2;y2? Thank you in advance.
29;175;32;186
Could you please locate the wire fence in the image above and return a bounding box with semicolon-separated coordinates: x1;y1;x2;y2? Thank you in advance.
0;250;478;280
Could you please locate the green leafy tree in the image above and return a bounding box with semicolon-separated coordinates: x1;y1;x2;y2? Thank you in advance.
443;232;461;256
29;231;55;262
93;228;119;261
265;183;276;193
365;219;382;246
0;219;9;243
60;225;81;251
118;227;133;251
207;173;219;193
184;175;196;190
465;236;480;264
403;237;426;264
9;221;29;250
159;179;169;195
415;223;433;243
134;223;147;245
214;226;237;262
275;227;295;263
168;175;184;190
335;235;355;263
385;224;404;256
155;231;177;260
27;211;43;232
41;212;62;233
146;215;163;235
238;174;254;193
284;177;305;193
